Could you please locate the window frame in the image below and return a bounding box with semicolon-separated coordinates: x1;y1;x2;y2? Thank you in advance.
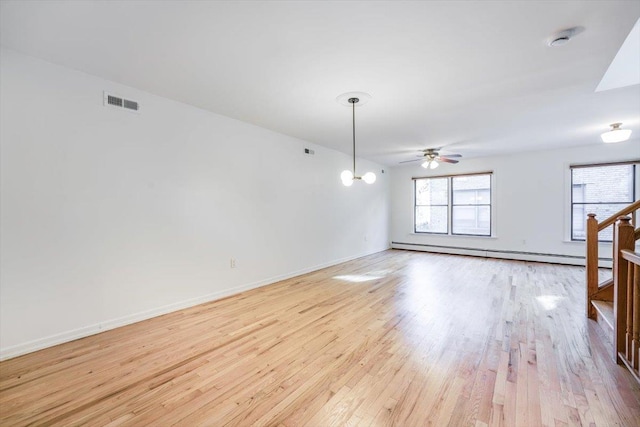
570;161;638;242
414;177;449;234
414;172;493;237
451;175;492;236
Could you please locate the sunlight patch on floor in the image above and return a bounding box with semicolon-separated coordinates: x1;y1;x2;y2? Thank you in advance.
333;269;391;283
536;295;565;311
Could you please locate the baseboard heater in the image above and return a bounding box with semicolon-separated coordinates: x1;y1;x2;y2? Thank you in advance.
391;241;612;267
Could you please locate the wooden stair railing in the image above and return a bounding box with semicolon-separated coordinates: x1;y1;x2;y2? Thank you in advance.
587;215;640;383
617;238;640;382
586;200;640;319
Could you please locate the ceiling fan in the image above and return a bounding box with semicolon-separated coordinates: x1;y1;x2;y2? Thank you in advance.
400;148;462;169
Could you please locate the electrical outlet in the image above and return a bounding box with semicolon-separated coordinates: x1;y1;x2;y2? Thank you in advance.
230;258;236;268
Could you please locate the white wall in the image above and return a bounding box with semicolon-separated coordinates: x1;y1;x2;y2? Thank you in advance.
0;48;390;359
390;141;638;264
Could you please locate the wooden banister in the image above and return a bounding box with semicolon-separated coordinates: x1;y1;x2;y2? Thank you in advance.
587;200;640;319
614;218;636;369
622;249;640;266
598;200;640;231
621;250;640;371
586;201;640;382
633;261;639;371
619;247;640;379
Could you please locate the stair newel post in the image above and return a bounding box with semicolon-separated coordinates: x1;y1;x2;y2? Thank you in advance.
632;263;640;370
586;213;599;318
614;216;634;363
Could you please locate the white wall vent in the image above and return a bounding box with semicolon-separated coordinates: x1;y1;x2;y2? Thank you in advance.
103;91;140;113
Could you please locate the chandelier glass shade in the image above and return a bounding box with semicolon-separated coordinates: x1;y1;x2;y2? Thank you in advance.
340;170;354;186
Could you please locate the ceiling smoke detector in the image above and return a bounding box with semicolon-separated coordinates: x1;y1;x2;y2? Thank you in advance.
547;27;584;47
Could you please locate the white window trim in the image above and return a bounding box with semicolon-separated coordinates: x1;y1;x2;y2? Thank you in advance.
413;172;495;238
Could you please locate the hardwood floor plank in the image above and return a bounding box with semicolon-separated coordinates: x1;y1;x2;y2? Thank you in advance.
1;250;638;426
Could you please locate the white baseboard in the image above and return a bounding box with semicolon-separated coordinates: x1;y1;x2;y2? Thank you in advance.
391;242;613;268
0;247;387;361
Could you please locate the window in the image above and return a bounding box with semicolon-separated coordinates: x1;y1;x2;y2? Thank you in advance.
415;177;448;233
415;173;492;236
452;174;491;235
571;163;636;241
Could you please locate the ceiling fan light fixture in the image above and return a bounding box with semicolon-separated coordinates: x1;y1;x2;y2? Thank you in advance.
401;148;462;167
601;122;632;143
421;158;439;169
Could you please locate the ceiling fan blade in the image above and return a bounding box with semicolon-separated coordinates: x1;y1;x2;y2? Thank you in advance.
399;158;423;164
441;153;462;158
438;157;459;164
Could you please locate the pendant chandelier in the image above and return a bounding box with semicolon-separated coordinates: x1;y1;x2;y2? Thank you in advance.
340;96;376;186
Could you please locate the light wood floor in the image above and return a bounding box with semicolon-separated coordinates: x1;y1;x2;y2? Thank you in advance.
1;250;639;426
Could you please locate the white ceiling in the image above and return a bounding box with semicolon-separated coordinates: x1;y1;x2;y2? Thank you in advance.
1;1;639;166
